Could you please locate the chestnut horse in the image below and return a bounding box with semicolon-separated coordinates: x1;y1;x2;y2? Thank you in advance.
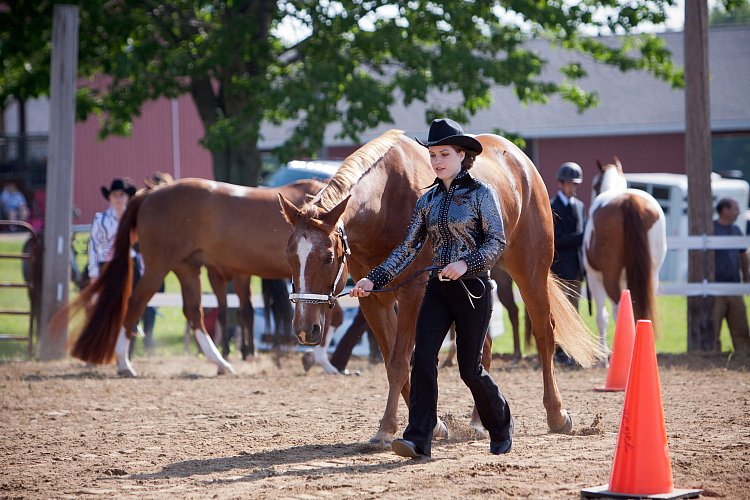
69;178;326;377
583;158;667;354
280;129;603;446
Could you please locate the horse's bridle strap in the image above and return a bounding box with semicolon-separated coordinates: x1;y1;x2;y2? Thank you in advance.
289;221;350;307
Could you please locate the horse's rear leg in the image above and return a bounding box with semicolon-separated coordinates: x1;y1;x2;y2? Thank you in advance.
236;278;255;361
586;268;612;362
516;274;572;434
207;269;230;357
118;270;169;377
492;267;522;361
174;266;235;375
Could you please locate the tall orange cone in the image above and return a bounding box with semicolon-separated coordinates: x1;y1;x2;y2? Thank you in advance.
595;289;635;392
582;320;702;499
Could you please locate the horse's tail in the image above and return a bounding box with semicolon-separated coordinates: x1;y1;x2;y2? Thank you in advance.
622;196;657;327
69;194;144;364
549;275;606;367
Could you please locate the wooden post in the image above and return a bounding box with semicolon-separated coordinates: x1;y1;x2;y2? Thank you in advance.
685;0;715;352
38;5;79;360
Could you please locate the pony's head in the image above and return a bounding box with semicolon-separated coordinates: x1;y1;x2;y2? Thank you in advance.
591;156;627;199
279;194;351;345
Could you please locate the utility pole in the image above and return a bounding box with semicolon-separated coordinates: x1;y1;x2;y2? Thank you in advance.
685;0;715;352
38;5;79;359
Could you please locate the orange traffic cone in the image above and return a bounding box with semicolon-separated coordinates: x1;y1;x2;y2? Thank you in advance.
582;320;702;499
595;289;636;392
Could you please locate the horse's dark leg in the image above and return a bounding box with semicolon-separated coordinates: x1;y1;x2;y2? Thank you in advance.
329;307;368;372
235;276;254;360
174;264;235;375
207;268;230;357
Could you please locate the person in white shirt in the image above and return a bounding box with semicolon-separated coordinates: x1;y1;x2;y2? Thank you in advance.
87;178;136;281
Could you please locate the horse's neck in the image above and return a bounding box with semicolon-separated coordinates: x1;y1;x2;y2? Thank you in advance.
599;170;628;194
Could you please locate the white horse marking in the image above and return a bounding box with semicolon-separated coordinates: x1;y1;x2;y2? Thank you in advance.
195;329;236;374
115;327;137;377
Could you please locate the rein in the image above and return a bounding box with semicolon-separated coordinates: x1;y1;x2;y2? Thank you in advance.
289;223;487;308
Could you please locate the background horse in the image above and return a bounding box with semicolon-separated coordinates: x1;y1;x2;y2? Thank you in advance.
583;157;667;355
68;178;326;377
280;129;603;446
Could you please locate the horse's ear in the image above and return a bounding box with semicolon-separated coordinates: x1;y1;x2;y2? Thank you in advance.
596;159;604;172
278;193;301;225
613;156;623;172
319;196;350;228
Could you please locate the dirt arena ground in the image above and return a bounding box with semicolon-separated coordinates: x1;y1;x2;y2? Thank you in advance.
1;352;748;499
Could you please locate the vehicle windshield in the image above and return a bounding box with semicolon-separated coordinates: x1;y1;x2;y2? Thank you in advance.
262;160;340;187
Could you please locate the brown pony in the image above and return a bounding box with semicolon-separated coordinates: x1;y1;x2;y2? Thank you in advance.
69;178;326;377
583;158;667;355
280;129;603;446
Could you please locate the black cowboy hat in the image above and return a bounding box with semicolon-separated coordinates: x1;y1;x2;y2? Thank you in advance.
416;118;483;155
101;178;136;200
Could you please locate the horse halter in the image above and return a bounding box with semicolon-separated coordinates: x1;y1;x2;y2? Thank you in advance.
289;222;351;308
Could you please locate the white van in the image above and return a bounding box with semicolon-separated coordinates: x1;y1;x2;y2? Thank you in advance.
624;172;750;282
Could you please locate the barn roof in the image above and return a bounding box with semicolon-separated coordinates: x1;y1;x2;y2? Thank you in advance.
259;26;750;148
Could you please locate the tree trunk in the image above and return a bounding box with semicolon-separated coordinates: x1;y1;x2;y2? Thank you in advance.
211;142;262;186
685;0;715;352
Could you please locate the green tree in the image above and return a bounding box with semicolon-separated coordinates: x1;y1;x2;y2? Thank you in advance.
0;1;710;185
710;0;750;25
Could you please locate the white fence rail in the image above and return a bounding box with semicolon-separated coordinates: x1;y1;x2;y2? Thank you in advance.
658;235;750;296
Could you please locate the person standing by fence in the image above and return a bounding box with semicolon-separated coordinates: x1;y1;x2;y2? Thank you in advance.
713;197;750;354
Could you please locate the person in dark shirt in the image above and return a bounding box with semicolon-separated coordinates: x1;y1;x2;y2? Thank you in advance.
550;162;585;365
713;197;750;354
350;118;512;458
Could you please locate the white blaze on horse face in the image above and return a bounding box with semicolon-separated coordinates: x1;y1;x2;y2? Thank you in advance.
297;236;314;295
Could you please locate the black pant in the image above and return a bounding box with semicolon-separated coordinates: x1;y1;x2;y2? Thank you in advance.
403;277;512;456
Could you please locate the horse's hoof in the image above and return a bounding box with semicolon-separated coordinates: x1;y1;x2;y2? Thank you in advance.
117;366;138;378
433;419;449;439
341;369;360;376
471;424;488;440
217;363;236;376
368;434;393;449
302;352;314;372
549;411;573;434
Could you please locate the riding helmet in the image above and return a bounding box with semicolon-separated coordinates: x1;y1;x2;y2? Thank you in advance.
556;162;583;184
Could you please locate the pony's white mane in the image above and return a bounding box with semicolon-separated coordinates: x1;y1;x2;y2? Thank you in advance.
312;129;405;211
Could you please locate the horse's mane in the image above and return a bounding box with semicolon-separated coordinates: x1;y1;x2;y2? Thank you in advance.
312;129;404;212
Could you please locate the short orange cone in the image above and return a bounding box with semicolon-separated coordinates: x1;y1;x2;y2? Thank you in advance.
582;320;702;499
595;289;636;392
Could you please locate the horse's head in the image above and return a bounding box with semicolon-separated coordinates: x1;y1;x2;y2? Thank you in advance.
592;156;627;199
279;194;351;346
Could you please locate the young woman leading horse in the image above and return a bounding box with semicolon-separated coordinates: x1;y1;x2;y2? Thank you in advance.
68;178;326;377
280;128;604;449
350;119;512;458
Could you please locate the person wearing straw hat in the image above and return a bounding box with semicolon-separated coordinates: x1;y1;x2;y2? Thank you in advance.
350;118;513;458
